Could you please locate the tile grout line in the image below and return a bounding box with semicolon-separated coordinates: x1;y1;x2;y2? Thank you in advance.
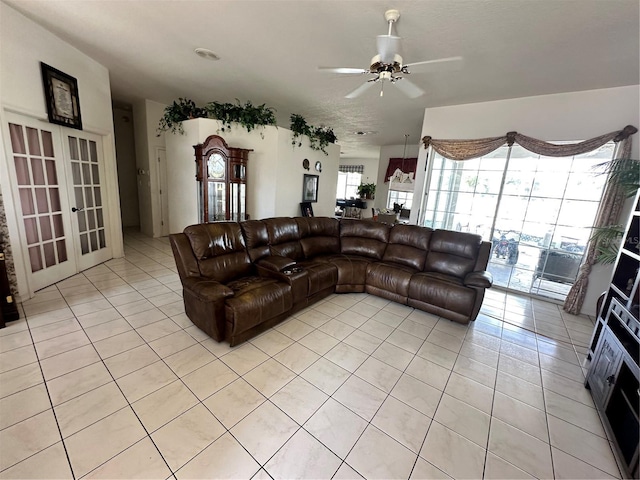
1;232;610;480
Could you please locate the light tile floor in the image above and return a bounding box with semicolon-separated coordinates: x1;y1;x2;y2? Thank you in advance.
0;231;624;479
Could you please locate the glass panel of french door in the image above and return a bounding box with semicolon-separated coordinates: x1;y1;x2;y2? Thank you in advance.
63;132;112;270
492;144;612;300
5;114;77;290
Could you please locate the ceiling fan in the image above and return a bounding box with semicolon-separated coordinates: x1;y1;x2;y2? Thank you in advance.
319;9;463;99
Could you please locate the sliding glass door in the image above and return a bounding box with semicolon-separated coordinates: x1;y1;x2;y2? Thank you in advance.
421;143;613;300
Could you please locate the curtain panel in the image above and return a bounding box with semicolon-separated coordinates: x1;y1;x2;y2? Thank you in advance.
384;157;417;182
421;125;638;314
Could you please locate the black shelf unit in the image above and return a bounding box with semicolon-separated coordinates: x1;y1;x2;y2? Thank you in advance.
586;299;639;479
589;190;640;357
586;189;640;479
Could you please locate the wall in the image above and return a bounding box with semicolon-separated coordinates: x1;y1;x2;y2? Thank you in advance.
132;99;167;237
165;119;339;233
416;85;640;315
274;131;339;218
113;105;139;227
0;2;123;298
338;157;379;219
375;144;420;214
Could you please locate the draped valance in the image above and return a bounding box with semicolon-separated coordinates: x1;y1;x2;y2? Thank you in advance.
421;125;638;160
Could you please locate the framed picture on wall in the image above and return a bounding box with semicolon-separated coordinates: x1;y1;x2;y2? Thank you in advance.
40;62;83;130
302;174;319;203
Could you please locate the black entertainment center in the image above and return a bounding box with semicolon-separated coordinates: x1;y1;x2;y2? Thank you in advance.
585;190;640;479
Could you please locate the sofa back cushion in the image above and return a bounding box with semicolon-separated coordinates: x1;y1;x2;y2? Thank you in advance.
424;229;482;278
240;220;270;262
340;219;390;260
263;217;303;260
183;222;252;283
296;217;340;258
383;225;433;270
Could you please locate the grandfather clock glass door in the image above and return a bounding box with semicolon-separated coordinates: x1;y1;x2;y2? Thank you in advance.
195;135;249;223
229;156;247;221
206;153;226;222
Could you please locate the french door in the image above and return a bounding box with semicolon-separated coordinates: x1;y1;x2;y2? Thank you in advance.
5;112;111;291
62;130;111;271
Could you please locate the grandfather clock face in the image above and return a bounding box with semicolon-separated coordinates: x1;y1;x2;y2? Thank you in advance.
207;153;225;179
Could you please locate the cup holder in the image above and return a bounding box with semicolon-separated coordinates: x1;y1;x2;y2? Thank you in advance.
283;266;303;275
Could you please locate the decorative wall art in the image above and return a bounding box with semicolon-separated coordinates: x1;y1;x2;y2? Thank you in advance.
300;202;314;217
302;174;318;203
40;62;83;130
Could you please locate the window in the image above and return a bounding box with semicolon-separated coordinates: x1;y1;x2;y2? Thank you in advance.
387;190;413;210
421;142;614;301
336;165;363;199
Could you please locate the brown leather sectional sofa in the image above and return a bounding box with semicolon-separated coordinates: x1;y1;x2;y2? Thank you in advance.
170;217;493;346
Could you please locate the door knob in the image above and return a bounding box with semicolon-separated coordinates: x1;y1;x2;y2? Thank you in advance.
71;207;83;212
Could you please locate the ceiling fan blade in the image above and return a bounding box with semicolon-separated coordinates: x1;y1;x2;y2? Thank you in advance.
318;67;369;74
345;81;376;99
376;35;401;63
393;78;425;98
403;56;463;73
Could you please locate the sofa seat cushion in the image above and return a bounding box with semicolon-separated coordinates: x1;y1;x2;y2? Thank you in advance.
225;280;292;336
366;262;417;297
296;260;338;295
226;275;279;295
419;271;464;286
408;272;475;317
183;277;234;302
328;255;374;287
304;253;339;263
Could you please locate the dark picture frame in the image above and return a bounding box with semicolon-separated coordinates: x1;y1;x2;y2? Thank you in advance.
40;62;83;130
302;174;319;203
300;202;314;217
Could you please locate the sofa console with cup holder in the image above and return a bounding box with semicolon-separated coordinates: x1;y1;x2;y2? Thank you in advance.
170;217;493;346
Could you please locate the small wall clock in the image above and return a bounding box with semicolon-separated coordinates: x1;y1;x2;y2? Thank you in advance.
302;159;309;170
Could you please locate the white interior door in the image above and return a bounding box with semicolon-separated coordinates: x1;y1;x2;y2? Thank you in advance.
62;131;112;271
4;112;113;291
4;113;77;290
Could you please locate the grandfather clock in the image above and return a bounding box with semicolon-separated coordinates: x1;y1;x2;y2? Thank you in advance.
194;135;251;222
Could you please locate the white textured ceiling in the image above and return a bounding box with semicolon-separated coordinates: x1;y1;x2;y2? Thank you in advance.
5;0;639;159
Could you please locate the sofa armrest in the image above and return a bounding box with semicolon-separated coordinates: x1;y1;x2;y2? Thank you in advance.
256;265;308;304
256;256;297;272
464;271;493;288
182;277;235;302
180;277;234;343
